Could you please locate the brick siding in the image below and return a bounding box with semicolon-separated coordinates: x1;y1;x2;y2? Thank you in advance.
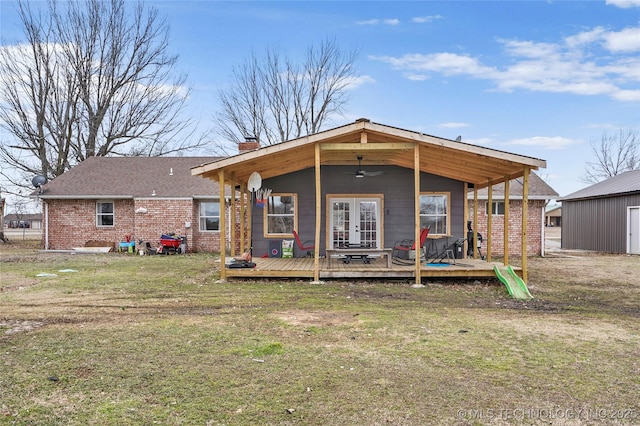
45;198;222;252
469;200;545;256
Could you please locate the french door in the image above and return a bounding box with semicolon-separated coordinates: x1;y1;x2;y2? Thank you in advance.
329;197;381;249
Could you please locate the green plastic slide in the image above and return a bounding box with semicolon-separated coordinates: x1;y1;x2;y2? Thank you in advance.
493;265;533;300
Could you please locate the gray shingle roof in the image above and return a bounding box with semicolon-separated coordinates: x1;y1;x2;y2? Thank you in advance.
558;169;640;201
468;171;559;200
38;156;222;199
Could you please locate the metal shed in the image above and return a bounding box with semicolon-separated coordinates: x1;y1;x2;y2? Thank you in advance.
558;170;640;254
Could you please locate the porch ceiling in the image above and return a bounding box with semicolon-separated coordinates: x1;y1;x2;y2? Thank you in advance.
192;119;546;188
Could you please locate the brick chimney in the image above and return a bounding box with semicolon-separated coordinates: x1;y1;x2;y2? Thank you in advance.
238;136;260;153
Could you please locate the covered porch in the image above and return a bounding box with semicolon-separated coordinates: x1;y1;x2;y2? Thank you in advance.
192;118;545;284
223;256;519;280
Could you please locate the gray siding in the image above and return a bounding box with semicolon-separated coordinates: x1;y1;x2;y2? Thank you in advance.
250;166;465;257
561;193;640;253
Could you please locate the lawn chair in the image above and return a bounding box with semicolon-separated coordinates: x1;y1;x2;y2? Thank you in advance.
392;228;430;262
292;230;315;257
428;238;466;264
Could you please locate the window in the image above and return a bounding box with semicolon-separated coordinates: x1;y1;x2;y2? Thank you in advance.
486;201;505;215
199;201;220;231
419;193;450;235
96;201;114;227
265;193;297;236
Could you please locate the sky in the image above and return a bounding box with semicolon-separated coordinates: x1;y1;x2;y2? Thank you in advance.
1;0;639;203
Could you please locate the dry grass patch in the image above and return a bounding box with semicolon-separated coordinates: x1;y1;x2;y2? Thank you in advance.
1;242;639;425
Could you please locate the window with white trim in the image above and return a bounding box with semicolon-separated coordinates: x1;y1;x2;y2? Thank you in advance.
419;193;450;235
486;201;505;215
199;201;220;231
264;193;297;236
96;201;114;227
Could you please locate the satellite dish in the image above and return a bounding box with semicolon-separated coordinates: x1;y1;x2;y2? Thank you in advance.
32;175;47;188
455;135;462;141
32;175;47;193
247;172;262;192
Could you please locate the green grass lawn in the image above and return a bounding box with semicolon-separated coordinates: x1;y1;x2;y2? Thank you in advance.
1;244;639;425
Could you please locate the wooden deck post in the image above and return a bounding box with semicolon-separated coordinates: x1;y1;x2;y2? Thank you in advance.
313;144;321;282
463;183;469;259
414;144;421;285
219;169;226;281
503;175;510;266
521;167;529;282
473;186;479;259
239;182;246;254
230;174;236;257
486;179;493;262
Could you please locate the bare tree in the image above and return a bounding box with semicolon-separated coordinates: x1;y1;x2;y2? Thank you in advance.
0;0;204;190
213;39;359;154
583;129;640;184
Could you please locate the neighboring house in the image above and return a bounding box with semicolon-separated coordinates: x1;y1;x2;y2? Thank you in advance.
558;170;640;254
34;156;227;252
192;118;548;283
4;213;43;229
545;205;562;227
467;172;559;257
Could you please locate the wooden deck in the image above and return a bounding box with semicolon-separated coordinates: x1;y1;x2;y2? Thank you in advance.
223;256;520;281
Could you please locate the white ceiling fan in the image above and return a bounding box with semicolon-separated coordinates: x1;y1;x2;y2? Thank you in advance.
346;156;384;178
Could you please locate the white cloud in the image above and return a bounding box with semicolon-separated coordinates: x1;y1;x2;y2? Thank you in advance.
344;75;376;90
356;19;379;26
604;27;640;52
357;18;400;26
505;136;582;150
584;123;619;129
370;52;498;77
405;73;429;81
611;89;640;101
565;26;640;53
565;27;607;48
369;24;640;102
412;15;443;24
438;122;470;129
606;0;640;8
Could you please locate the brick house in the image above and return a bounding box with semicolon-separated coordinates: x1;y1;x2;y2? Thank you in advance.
467;172;558;257
35;156;228;252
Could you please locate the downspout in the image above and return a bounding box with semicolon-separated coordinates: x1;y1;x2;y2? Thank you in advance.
219;170;226;281
521;167;529;283
541;200;548;257
226;197;232;253
486;179;493;262
44;201;49;249
503;176;510;266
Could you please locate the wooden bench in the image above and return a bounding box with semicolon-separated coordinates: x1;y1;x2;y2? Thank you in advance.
326;248;393;269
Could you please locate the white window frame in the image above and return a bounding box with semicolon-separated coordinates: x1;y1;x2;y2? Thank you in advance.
264;193;297;237
419;192;450;236
199;200;220;232
96;201;114;227
486;201;505;215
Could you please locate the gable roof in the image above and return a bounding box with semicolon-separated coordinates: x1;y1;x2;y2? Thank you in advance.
37;156;222;199
192;118;547;189
558;169;640;201
467;171;559;200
